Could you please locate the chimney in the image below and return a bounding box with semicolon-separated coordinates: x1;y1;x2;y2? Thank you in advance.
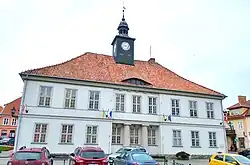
238;96;247;105
148;58;155;64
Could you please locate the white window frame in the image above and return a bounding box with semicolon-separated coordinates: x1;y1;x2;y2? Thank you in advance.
115;94;125;111
33;123;48;143
148;97;157;114
132;96;141;113
60;124;74;144
11;118;17;126
3;118;9;125
209;132;217;147
189;101;198;117
112;125;122;144
38;86;53;107
238;121;243;129
64;89;77;109
171;99;180;116
206;102;214;119
191;131;200;147
85;125;98;144
88;91;100;110
172;130;182;147
148;127;156;145
130;126;139;145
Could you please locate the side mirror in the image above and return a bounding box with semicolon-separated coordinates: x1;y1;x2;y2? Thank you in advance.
231;162;238;165
70;153;75;157
116;156;121;159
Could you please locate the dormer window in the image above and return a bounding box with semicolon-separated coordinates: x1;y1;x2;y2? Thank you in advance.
122;78;151;86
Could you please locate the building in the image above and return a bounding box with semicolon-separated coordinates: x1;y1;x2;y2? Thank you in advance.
0;97;21;138
14;9;227;156
226;96;250;151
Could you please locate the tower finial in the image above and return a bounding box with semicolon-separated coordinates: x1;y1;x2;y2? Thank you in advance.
117;0;129;36
122;0;126;21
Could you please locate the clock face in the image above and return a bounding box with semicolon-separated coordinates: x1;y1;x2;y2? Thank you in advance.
121;42;130;51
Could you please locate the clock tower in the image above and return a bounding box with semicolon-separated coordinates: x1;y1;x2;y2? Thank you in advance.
111;8;136;65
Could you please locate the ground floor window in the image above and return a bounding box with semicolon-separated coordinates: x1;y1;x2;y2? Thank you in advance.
238;137;245;148
1;130;7;136
9;130;15;138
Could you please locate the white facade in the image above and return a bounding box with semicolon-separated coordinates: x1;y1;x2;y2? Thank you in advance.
15;78;227;155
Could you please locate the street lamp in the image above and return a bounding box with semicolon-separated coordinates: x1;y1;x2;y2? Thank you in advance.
11;107;16;117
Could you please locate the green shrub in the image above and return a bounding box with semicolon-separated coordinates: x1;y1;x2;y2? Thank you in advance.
0;146;14;151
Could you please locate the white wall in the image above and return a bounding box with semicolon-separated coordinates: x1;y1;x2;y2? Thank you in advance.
16;80;226;155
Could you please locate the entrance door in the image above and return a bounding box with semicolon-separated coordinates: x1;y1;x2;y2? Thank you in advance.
239;137;245;148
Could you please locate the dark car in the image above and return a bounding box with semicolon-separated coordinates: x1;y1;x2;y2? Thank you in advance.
69;147;108;165
7;146;54;165
239;148;250;159
114;151;159;165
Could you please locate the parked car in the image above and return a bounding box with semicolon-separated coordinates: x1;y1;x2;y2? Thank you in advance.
69;147;108;165
113;151;158;165
0;137;12;145
108;146;148;165
0;137;15;146
209;152;250;165
6;138;15;146
239;148;250;159
7;146;54;165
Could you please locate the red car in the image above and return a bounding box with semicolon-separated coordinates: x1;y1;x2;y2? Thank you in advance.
7;146;54;165
69;147;108;165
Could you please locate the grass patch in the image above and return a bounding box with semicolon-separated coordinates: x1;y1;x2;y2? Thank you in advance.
0;146;13;151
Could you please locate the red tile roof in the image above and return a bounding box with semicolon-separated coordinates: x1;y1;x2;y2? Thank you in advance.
20;52;225;97
227;100;250;110
2;97;21;116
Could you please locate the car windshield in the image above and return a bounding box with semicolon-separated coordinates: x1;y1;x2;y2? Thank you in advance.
14;152;41;160
80;151;105;159
116;148;132;153
131;153;153;161
134;148;146;152
233;155;250;164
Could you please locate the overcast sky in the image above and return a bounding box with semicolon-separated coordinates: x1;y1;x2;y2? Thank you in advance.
0;0;249;108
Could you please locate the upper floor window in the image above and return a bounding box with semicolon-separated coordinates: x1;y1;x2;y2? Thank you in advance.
38;86;52;107
3;118;8;125
148;97;157;114
11;118;17;126
206;102;214;119
238;121;243;129
171;99;180;116
189;101;197;117
88;91;100;110
132;96;141;113
122;78;151;86
116;94;125;111
64;89;77;109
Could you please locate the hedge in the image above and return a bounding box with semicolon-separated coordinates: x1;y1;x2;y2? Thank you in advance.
0;146;13;151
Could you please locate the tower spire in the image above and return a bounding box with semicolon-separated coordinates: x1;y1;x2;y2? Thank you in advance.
117;1;129;36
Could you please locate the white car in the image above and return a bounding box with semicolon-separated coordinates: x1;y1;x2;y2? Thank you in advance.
108;146;148;165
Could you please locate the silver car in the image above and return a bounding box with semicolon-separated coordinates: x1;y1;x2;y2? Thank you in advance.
108;146;148;165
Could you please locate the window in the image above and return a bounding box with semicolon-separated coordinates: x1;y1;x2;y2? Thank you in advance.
64;89;77;108
208;132;217;147
206;102;214;119
86;125;98;144
132;96;141;113
225;155;236;163
171;99;180;116
148;127;156;145
11;118;17;126
214;155;223;161
3;118;9;125
239;137;245;148
191;131;200;147
88;91;100;110
60;124;73;144
1;130;7;136
130;127;139;144
148;97;157;114
122;78;151;86
115;94;125;111
38;86;52;107
189;101;197;117
173;130;182;146
112;126;122;144
9;130;15;138
238;121;243;129
33;124;48;143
